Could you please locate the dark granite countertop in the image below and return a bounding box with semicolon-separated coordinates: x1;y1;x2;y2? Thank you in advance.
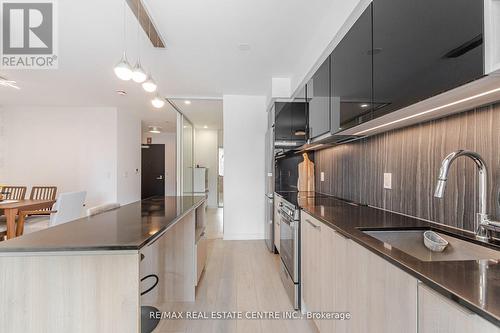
0;196;205;252
291;193;500;327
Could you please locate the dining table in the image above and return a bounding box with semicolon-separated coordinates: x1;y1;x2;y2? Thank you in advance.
0;199;56;239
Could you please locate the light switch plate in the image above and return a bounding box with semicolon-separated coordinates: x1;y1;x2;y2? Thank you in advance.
384;173;392;189
320;172;325;182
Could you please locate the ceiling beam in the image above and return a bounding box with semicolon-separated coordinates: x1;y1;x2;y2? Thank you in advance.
126;0;165;48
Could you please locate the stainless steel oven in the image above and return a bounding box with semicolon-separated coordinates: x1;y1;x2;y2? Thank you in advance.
278;198;300;310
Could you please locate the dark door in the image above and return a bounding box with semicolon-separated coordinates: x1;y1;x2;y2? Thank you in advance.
331;4;373;133
307;57;331;138
141;144;165;199
372;0;484;119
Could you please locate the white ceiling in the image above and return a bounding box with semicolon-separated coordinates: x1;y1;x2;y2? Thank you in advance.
170;99;223;130
141;103;178;133
0;0;348;116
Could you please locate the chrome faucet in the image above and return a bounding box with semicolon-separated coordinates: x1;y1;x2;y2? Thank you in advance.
434;150;500;242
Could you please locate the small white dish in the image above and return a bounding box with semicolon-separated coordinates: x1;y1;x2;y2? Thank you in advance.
424;231;449;252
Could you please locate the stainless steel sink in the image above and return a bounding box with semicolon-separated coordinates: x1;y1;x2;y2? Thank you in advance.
363;230;500;262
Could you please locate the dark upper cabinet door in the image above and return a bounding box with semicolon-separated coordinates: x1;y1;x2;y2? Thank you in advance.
291;102;307;142
274;102;292;141
372;0;484;119
307;57;331;139
331;4;373;133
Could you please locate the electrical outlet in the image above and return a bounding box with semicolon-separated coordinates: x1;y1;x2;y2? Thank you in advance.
320;172;325;182
384;173;392;189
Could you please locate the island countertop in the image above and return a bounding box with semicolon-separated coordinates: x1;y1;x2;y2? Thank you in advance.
0;196;205;252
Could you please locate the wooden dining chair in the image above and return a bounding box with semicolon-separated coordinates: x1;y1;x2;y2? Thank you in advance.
30;186;58;202
1;186;27;200
21;186;57;216
15;186;58;236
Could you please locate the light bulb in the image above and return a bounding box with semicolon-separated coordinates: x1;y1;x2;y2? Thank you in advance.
114;53;132;81
151;95;165;108
132;61;147;83
142;76;157;93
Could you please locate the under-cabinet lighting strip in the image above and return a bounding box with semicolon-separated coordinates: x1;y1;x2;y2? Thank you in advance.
354;87;500;135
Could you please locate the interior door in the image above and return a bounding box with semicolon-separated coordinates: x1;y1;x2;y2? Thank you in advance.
141;144;165;199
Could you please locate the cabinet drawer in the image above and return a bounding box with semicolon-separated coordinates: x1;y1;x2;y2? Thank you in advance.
418;283;499;333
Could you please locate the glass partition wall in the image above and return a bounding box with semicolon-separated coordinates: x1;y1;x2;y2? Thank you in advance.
177;113;194;196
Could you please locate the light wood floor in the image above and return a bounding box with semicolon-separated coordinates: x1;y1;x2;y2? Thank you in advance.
205;208;224;240
155;239;317;333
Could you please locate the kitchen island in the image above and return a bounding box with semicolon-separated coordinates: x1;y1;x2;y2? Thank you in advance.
0;196;206;333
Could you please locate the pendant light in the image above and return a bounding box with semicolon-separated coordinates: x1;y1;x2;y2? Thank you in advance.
142;21;157;92
132;60;147;83
114;1;132;80
151;93;165;108
132;0;146;83
142;76;157;92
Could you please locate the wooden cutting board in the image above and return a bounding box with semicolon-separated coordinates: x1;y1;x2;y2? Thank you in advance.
298;153;315;192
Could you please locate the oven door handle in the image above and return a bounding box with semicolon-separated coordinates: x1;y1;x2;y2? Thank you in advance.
279;210;292;221
279;212;293;225
281;216;297;229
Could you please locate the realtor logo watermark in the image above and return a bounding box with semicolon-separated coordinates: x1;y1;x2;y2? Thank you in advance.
1;0;58;69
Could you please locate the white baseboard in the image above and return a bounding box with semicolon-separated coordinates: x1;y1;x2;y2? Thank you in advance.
223;233;264;240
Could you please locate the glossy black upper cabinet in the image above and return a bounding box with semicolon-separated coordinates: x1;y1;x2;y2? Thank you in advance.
372;0;484;119
307;57;330;139
274;102;307;150
331;4;373;133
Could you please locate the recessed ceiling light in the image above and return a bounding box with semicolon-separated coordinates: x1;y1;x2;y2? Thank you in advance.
238;43;251;51
360;103;369;108
148;126;161;134
184;100;191;105
203;125;208;129
116;90;127;96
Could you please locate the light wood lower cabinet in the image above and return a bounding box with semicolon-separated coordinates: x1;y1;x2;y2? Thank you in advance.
348;238;418;333
195;231;208;286
140;210;196;304
418;284;499;333
301;211;418;333
301;211;322;329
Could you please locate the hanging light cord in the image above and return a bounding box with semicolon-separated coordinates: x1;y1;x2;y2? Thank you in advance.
136;0;141;62
122;0;126;53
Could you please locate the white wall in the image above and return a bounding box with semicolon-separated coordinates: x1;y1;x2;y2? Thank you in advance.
141;132;177;196
117;111;141;205
0;107;119;208
194;129;218;208
223;95;267;240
